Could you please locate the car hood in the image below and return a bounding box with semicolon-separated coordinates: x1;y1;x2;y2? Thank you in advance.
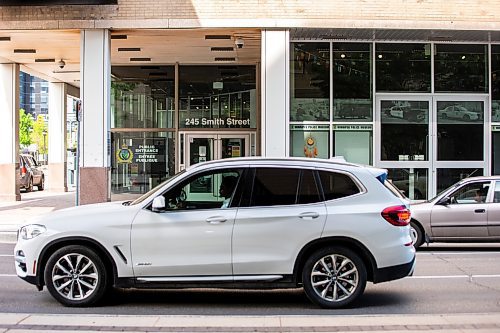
22;201;139;230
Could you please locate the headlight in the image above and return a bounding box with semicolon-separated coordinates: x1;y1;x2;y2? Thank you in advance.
19;224;46;240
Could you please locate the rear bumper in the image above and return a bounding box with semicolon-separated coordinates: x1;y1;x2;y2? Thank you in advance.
372;255;416;283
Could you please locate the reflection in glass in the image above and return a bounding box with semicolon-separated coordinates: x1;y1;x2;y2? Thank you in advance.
388;168;428;200
491;131;500;175
290;42;330;121
434;44;488;92
375;43;431;92
333;43;372;121
380;100;429;161
111;66;175;129
178;66;256;129
290;126;330;159
111;131;175;201
437;101;483;161
437;168;483;195
492;45;500;122
333;127;372;165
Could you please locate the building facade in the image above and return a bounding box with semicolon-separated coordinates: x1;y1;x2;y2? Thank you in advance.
0;0;499;203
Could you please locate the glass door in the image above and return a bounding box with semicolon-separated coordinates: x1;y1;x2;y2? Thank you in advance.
376;95;488;199
185;133;250;168
375;96;432;200
433;96;488;195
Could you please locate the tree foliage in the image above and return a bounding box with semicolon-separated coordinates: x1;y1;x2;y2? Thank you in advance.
19;109;34;147
32;115;48;155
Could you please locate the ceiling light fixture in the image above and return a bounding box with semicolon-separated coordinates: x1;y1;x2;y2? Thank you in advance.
111;35;128;40
130;57;151;62
118;47;141;52
0;37;11;41
14;49;36;53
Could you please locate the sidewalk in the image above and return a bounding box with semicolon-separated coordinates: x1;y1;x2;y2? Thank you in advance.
0;190;76;243
0;312;499;332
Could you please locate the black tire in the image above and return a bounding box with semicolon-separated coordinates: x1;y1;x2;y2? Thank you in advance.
302;246;367;309
26;177;33;192
463;114;470;121
410;221;424;248
44;245;109;307
38;177;45;191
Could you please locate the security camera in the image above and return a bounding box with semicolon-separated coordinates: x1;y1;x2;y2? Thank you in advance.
58;59;66;69
235;38;244;49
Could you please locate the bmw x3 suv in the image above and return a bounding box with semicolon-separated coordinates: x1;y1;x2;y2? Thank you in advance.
15;157;415;308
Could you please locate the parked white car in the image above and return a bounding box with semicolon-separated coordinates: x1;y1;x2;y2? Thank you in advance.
15;157;415;309
438;105;481;121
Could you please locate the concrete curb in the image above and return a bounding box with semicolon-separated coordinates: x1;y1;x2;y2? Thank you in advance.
0;313;499;332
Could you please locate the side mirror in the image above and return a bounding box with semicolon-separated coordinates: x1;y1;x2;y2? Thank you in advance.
152;196;166;213
437;196;451;206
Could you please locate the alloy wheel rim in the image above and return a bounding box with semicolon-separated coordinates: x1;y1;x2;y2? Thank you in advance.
51;253;99;301
310;254;358;302
409;227;418;245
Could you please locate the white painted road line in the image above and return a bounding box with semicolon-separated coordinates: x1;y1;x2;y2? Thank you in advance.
409;274;500;279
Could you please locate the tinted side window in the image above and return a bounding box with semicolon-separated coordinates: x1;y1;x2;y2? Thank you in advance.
251;168;300;206
318;171;360;201
297;170;321;204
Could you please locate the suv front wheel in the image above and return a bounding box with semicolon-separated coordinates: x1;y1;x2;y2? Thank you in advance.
44;245;109;307
302;246;367;309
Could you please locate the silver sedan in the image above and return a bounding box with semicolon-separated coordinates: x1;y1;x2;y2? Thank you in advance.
410;176;500;247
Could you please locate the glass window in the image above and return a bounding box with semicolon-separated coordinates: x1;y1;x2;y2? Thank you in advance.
493;181;500;203
163;169;242;210
436;168;483;194
297;170;321;204
380;100;429;161
375;43;431;92
290;42;330;121
111;66;175;129
290;125;330;159
492;130;500;175
492;45;500;122
333;43;372;121
178;66;256;129
318;171;360;201
388;168;428;200
437;101;484;161
434;44;488;92
332;125;372;165
111;131;175;201
447;181;490;204
251;168;300;206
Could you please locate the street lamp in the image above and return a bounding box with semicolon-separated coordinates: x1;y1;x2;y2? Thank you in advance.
42;129;47;165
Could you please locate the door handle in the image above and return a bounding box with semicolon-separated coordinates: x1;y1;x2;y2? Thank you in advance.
299;212;320;219
474;209;486;213
206;216;227;224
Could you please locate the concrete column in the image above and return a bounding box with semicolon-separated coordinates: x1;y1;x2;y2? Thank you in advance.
261;30;289;157
79;29;111;204
0;64;21;201
48;82;68;192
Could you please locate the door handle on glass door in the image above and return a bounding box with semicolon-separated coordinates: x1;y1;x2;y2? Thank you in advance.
299;212;320;219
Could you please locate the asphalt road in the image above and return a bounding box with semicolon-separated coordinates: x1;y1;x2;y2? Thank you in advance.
1;242;500;316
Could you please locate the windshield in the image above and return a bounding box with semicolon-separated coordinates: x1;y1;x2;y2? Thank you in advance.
129;170;186;206
428;182;462;202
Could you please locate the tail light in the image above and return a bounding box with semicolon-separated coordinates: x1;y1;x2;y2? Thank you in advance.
381;205;410;226
21;166;27;176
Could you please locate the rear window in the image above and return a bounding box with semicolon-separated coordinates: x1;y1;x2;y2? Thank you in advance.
318;171;360;201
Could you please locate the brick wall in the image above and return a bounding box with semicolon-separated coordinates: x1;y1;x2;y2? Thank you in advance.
0;0;499;30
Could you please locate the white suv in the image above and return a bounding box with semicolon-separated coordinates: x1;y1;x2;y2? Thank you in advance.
15;157;415;308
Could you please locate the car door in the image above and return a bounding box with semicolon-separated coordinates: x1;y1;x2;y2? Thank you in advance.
487;180;500;237
232;167;327;276
130;168;243;278
27;156;42;184
430;181;491;238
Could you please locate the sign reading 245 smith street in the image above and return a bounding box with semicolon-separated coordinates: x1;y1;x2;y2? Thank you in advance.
0;0;117;5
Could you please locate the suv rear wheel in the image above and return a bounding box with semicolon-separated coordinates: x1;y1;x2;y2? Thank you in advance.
302;246;367;309
44;245;109;307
